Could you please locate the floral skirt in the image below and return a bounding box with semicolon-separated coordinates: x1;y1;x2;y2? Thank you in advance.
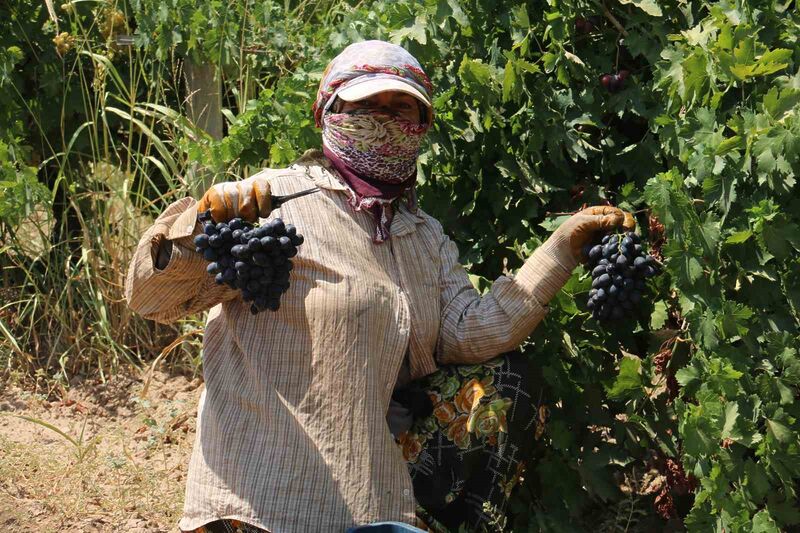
185;353;545;533
401;353;545;532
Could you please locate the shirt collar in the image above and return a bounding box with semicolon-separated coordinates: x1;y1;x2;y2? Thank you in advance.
290;149;426;237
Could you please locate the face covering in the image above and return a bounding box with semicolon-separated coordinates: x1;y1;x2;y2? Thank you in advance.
321;109;430;243
322;110;428;183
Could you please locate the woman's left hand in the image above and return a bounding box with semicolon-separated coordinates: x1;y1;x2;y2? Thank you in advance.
553;206;636;263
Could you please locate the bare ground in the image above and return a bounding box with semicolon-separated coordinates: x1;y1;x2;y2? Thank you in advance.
0;370;203;532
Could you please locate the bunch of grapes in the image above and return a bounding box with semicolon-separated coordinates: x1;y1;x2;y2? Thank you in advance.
193;211;304;314
583;231;660;321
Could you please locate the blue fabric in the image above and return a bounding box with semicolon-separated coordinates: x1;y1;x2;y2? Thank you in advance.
346;521;426;533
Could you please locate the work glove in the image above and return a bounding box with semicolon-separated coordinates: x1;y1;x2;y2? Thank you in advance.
196;177;272;223
551;205;636;266
516;205;636;309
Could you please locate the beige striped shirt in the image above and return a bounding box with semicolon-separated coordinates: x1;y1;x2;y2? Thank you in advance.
125;150;573;532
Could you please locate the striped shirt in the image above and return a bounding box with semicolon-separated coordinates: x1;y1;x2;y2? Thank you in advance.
125;150;572;532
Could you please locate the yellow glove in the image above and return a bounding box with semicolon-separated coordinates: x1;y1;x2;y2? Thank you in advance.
196;177;272;223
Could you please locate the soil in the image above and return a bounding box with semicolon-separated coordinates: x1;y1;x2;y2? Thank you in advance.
0;369;203;532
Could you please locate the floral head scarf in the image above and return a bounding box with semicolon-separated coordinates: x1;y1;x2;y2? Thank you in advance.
312;40;434;128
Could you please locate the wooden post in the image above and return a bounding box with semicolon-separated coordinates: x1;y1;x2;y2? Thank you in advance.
184;59;223;196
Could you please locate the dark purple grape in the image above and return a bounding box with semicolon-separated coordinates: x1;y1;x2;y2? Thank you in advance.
290;234;304;246
634;256;647;269
204;223;217;236
229;218;243;231
630;291;642;303
214;272;225;285
203;248;218;261
592;273;611;289
285;246;298;258
207;262;219;275
252;252;271;266
616;255;628;267
588;245;603;262
248;238;262;252
611;306;624;319
595;288;607;301
261;236;277;251
194;234;210;248
271;218;285;234
285;225;297;237
278;236;291;250
208;234;223;248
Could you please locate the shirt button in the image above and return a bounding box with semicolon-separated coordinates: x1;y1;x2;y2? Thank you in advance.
186;225;194;232
403;489;410;497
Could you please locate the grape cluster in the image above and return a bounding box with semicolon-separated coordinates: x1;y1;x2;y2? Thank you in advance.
193;211;304;314
583;232;659;321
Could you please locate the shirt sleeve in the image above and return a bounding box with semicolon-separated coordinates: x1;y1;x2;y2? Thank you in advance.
124;197;239;324
436;228;575;365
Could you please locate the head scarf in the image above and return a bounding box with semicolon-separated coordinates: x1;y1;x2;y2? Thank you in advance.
313;40;434;243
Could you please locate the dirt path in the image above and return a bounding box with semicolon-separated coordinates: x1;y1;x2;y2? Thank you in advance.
0;370;203;532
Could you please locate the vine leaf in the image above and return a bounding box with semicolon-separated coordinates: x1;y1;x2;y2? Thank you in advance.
606;356;644;400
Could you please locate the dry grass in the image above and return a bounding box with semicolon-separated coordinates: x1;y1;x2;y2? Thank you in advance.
0;370;202;532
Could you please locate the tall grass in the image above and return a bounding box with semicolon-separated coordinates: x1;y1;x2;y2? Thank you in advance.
1;0;355;386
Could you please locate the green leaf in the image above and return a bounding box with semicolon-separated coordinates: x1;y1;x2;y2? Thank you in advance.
458;55;494;87
726;230;752;244
752;510;781;533
676;365;700;387
766;418;793;443
617;0;663;17
606;357;644;400
502;59;518;103
696;310;720;349
715;135;745;155
650;300;668;329
721;401;741;440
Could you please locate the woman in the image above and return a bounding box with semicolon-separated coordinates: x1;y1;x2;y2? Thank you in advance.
125;40;633;533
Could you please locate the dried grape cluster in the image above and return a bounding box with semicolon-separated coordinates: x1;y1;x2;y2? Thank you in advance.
193;211;304;314
583;232;660;321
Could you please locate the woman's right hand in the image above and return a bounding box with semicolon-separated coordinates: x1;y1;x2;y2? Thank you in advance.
196;176;272;222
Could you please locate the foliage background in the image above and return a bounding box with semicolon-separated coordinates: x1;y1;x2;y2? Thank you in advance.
1;0;799;530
